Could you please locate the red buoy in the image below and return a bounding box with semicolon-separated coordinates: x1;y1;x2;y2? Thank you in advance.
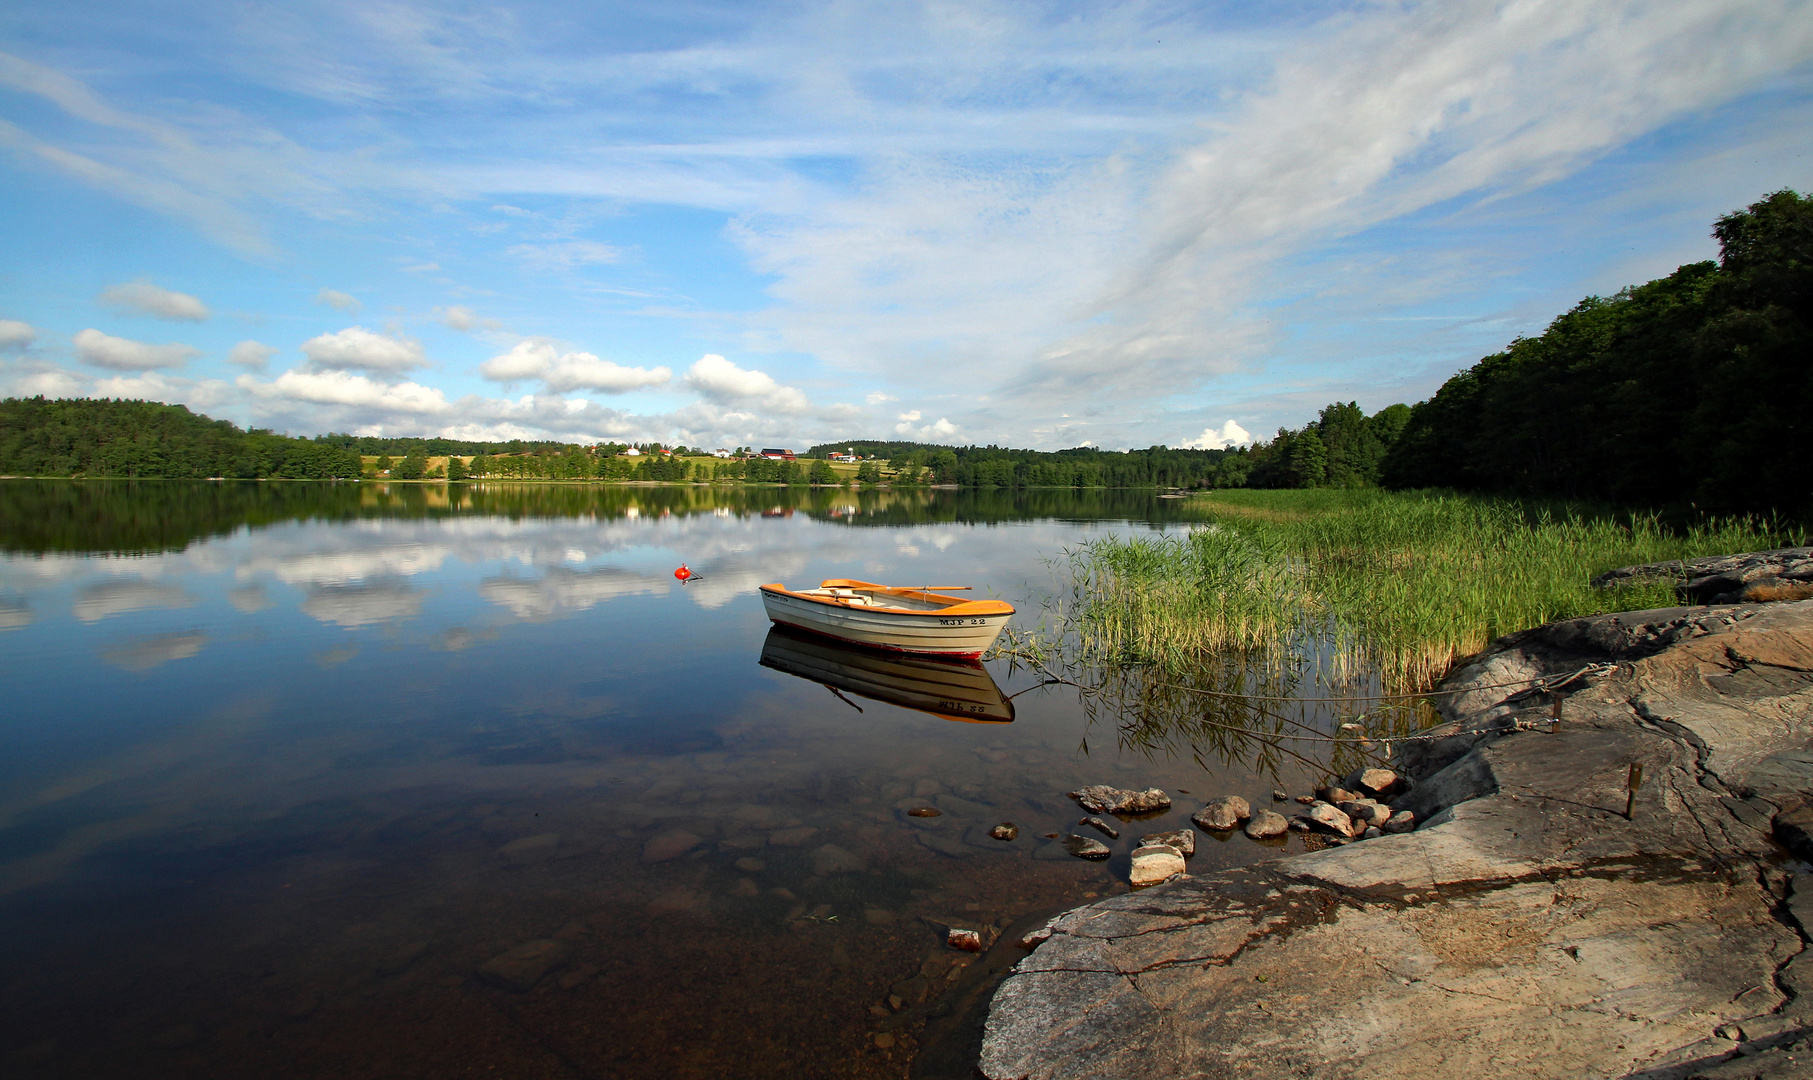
674;564;693;582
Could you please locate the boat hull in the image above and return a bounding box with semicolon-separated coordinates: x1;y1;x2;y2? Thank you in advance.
759;585;1012;658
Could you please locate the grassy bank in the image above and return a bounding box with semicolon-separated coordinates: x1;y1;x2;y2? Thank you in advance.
1055;489;1793;693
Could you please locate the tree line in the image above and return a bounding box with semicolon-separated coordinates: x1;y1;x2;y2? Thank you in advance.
1380;189;1808;520
5;190;1801;515
0;398;366;479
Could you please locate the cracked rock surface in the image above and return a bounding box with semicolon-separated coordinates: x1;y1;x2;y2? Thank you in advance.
979;599;1813;1080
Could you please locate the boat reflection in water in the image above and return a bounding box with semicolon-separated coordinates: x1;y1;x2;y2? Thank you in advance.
759;625;1014;724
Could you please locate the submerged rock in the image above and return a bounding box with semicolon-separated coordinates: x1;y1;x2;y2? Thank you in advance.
476;939;572;991
1078;816;1120;839
989;822;1020;841
918;832;971;858
1068;785;1171;815
1061;834;1111;860
641;829;703;863
768;825;820;846
906;806;943;818
810;843;865;875
497;832;559;863
1191;796;1251;831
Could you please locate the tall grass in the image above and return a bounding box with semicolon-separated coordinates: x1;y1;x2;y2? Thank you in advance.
1059;489;1792;693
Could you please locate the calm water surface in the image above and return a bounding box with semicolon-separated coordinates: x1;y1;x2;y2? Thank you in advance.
1;482;1350;1079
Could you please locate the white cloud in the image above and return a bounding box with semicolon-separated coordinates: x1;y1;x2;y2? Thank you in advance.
240;369;450;413
865;391;896;405
97;281;209;321
894;415;959;441
227;340;278;369
0;320;35;351
437;305;500;332
682;354;810;414
508;240;624;269
1180;420;1253;450
72;328;198;370
315;288;361;313
478;338;671;393
300;326;427;373
90;370;233;408
2;365;84;397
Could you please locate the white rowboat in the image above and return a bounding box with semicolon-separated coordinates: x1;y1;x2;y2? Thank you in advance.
758;578;1015;658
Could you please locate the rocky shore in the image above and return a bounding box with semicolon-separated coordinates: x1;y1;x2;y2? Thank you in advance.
979;597;1813;1080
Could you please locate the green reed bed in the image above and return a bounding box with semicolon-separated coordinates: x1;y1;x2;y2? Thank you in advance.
1058;489;1792;693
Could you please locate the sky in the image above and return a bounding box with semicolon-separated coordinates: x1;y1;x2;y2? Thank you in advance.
1;1;1809;453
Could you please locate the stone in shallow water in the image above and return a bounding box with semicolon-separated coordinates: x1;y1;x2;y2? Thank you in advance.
733;856;765;873
906;806;942;817
641;830;703;863
1353;767;1401;798
1191;796;1251;831
810;843;865;875
1244;810;1289;839
1129;844;1186;887
948;928;984;952
768;825;819;846
1068;785;1170;815
1139;829;1195;857
476;939;572;991
919;832;971;858
497;832;560;862
1079;816;1120;839
1338;800;1391;828
1062;834;1111;860
1303;801;1357;836
989;822;1020;841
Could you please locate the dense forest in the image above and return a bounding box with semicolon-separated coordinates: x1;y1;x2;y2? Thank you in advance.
1382;189;1810;518
0;398;366;479
807;441;1238;488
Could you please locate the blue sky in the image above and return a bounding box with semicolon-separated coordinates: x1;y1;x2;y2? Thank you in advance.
1;0;1809;451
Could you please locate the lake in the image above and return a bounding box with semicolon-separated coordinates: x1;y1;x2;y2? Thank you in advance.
0;481;1363;1079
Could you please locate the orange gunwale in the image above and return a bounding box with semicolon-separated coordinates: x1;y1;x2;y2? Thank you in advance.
758;579;1014;617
